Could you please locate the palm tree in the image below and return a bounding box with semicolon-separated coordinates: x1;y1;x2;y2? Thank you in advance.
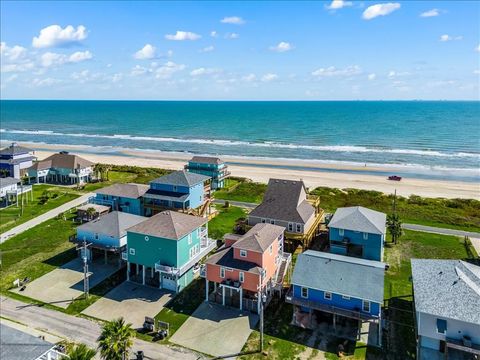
387;213;402;244
86;207;97;221
67;344;97;360
97;317;135;360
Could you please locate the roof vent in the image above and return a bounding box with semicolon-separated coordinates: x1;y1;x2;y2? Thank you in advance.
59;151;69;155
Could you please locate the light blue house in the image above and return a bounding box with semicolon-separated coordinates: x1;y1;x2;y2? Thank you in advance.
0;143;36;179
184;156;230;189
94;183;149;216
125;211;216;292
411;259;480;359
328;206;386;261
286;250;385;346
142;170;211;216
73;211;146;263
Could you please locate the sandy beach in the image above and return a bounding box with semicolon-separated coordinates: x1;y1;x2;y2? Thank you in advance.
21;142;479;200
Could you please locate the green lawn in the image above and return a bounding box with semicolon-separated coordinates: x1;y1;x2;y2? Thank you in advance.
0;214;77;293
0;184;80;233
208;205;247;240
214;181;267;204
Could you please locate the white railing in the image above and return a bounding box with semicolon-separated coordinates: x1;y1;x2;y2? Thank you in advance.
155;262;180;275
121;252;128;261
200;227;208;239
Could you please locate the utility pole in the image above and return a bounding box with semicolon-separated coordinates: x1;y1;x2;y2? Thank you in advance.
77;237;91;299
259;269;266;353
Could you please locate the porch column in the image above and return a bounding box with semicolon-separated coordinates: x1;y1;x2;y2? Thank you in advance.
239;287;243;311
222;286;225;306
136;263;139;274
214;282;217;291
142;266;146;285
205;279;209;302
378;314;382;347
333;314;337;333
257;290;261;313
126;262;130;281
151;267;154;278
159;273;162;289
104;250;108;265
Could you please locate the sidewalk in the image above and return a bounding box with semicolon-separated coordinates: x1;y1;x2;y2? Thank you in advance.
0;193;94;244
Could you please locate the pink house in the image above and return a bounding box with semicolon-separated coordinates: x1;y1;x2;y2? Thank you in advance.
204;223;291;313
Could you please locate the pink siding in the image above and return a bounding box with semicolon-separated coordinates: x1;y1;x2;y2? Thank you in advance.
233;247;263;266
261;237;280;282
225;238;237;247
206;263;260;292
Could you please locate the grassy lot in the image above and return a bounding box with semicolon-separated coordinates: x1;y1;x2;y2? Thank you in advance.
0;184;80;233
214;181;267;204
208;205;247;240
0;214;77;292
312;187;480;232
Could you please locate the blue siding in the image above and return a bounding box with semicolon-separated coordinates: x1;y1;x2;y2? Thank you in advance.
329;227;384;261
188;182;204;208
292;285;381;317
188;161;226;189
94;194;143;215
77;228;125;249
148;182;204;209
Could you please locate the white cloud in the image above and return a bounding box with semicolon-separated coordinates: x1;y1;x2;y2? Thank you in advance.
210;31;218;38
388;70;410;78
32;25;87;48
199;46;214;53
242;73;257;82
134;44;156;60
476;44;480;52
420;9;439;17
155;61;186;79
165;31;201;41
41;51;93;67
31;77;60;87
131;65;149;76
440;34;463;42
69;51;93;63
368;73;377;80
261;73;278;82
326;0;352;10
362;3;401;20
1;42;27;61
269;42;294;53
220;16;245;25
473;69;480;75
312;65;362;77
190;67;221;76
1;42;34;73
225;33;240;39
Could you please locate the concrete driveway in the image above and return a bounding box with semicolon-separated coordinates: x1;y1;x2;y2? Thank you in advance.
170;302;259;357
11;257;119;308
82;281;172;329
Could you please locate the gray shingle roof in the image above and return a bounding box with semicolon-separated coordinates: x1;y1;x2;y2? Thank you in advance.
0;177;20;188
411;259;480;325
77;211;147;238
292;250;385;303
189;156;224;165
249;178;315;224
205;247;262;274
328;206;386;235
127;210;207;240
95;183;149;199
0;323;54;360
232;223;284;253
150;170;210;187
29;152;93;171
0;143;33;156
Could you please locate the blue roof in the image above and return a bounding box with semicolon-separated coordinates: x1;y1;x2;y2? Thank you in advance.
291;250;386;303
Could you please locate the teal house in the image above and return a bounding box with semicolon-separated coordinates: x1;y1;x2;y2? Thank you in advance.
94;183;149;216
125;210;216;292
184;156;230;190
328;206;386;261
142;170;211;215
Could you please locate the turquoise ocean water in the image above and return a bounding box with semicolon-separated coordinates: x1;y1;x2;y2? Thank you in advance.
1;100;479;182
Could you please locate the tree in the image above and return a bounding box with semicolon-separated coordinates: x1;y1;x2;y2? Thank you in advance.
67;344;97;360
86;207;97;221
97;317;135;360
387;213;402;244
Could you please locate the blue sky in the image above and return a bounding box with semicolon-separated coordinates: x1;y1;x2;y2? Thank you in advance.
1;1;479;100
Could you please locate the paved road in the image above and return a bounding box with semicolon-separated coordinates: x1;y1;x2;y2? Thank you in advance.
0;192;94;244
0;296;204;360
212;199;257;210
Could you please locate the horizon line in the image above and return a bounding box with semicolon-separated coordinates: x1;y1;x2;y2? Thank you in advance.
1;99;479;102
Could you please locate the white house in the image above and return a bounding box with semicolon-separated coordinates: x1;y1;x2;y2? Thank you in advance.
411;259;480;360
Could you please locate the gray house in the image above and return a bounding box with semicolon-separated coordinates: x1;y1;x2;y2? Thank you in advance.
411;259;480;359
247;179;322;245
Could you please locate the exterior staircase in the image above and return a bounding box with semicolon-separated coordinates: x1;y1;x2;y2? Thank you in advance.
274;253;292;294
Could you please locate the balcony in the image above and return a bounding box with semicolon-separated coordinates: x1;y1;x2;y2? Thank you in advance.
285;288;379;322
155;263;180;275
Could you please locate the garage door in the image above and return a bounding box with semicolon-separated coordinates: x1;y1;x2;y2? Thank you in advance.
162;274;177;291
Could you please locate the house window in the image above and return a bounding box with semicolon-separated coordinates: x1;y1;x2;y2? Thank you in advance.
436;319;447;335
94;233;99;240
173;186;177;192
261;218;266;223
324;292;332;300
240;249;247;257
342;295;351;300
296;224;301;233
145;236;149;241
188;234;192;244
363;232;368;240
269;245;273;255
362;300;371;313
239;272;244;283
301;287;308;299
288;223;293;232
220;267;225;278
339;229;344;236
270;219;275;224
129;248;135;255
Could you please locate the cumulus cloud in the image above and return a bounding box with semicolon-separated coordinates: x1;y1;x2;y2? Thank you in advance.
368;73;377;80
1;42;34;73
388;70;410;78
269;42;294;53
210;31;218;38
199;46;214;53
1;42;27;61
242;73;257;82
190;67;221;76
134;44;156;60
31;77;61;87
41;50;93;67
69;51;93;63
261;73;278;82
220;16;245;25
473;69;480;75
420;9;440;17
225;33;240;39
362;3;400;20
440;34;462;42
476;44;480;52
155;61;186;79
32;25;87;48
312;65;362;77
165;31;201;41
326;0;352;10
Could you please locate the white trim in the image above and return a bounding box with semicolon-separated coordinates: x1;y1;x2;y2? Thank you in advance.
342;295;351;300
362;300;370;313
220;267;225;278
324;291;332;300
339;228;344;236
239;271;244;283
301;287;308;299
240;249;247;257
363;232;368;240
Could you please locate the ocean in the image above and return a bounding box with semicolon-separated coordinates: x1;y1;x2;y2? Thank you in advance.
1;100;479;182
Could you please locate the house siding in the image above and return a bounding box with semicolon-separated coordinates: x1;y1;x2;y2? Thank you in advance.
188;161;226;189
329;227;384;261
248;216;313;235
94;194;143;215
127;232;178;268
206;263;260;292
77;228;125;249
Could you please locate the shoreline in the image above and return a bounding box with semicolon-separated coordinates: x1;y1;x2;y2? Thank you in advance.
18;142;480;200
